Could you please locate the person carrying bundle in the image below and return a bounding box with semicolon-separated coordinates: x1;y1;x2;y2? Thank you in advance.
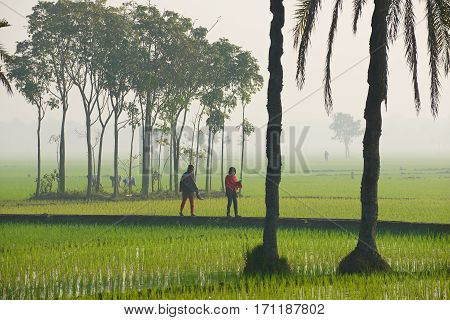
224;167;242;218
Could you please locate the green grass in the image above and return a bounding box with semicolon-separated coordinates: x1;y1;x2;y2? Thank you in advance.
0;223;447;299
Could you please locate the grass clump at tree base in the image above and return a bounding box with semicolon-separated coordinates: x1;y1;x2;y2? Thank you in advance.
243;245;290;275
338;247;391;274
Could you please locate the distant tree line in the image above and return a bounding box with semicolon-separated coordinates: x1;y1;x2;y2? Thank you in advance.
6;0;263;198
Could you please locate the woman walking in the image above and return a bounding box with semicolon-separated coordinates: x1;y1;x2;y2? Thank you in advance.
225;167;242;217
179;165;202;216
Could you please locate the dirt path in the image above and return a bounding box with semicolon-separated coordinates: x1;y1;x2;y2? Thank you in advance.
0;214;448;234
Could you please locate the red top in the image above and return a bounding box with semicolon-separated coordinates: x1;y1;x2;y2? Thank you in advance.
225;174;238;192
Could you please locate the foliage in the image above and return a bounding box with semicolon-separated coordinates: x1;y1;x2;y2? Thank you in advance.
38;170;60;194
0;18;12;94
329;113;363;146
293;0;450;114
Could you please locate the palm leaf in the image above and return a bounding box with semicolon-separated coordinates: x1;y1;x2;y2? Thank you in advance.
426;0;444;116
388;0;404;43
323;0;343;113
435;0;450;75
0;70;13;95
352;0;367;33
403;0;421;112
293;0;322;89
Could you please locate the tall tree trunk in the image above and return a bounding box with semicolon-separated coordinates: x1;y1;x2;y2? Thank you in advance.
194;114;203;177
58;107;67;195
338;0;390;273
262;0;285;264
142;93;151;197
158;142;162;191
205;127;212;192
150;127;154;193
221;125;225;192
129;126;135;194
210;133;215;191
113;112;119;198
96;127;106;192
169;131;173;192
86;114;93;199
172;125;179;194
240;105;245;193
36;108;42;197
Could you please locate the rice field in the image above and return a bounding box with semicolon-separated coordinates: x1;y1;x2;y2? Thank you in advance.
0;223;447;300
0;159;448;300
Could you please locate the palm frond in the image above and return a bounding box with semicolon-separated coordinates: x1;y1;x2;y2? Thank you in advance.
352;0;367;33
426;0;443;117
403;0;421;112
323;0;343;113
0;44;10;62
435;0;450;75
0;70;13;95
293;0;311;48
388;0;404;43
293;0;322;89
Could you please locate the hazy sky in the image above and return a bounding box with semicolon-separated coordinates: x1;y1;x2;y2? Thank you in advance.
0;0;449;160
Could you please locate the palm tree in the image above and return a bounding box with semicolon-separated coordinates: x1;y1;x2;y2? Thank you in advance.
244;0;289;274
0;19;13;94
293;0;449;273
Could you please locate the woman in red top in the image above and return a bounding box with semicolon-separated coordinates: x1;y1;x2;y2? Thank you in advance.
225;167;242;217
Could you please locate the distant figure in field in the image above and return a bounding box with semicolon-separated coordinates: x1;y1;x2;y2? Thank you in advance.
179;165;203;217
123;176;136;188
225;167;242;218
324;150;329;162
110;175;122;189
351;170;355;180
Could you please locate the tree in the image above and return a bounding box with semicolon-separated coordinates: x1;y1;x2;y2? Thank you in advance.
28;1;74;195
329;113;363;159
293;0;449;273
129;3;166;197
64;0;107;198
100;6;136;197
160;13;208;194
244;0;289;274
0;19;12;94
8;41;49;196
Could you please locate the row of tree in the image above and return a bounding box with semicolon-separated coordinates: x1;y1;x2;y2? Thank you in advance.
6;0;263;198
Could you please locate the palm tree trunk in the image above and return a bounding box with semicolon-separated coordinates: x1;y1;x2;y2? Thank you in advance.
129;126;135;194
36;108;42;197
262;0;285;264
244;0;287;274
338;0;390;273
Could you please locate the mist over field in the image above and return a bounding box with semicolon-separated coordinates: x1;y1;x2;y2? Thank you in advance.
1;0;449;161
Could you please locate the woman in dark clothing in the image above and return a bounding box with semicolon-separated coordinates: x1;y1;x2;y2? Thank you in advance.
179;165;202;216
225;167;242;217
